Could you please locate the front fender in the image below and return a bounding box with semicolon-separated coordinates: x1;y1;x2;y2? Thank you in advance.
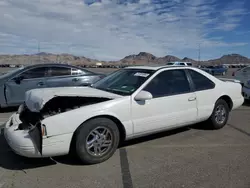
41;97;132;137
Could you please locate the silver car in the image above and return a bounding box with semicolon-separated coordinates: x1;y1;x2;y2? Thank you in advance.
0;63;105;108
233;66;250;85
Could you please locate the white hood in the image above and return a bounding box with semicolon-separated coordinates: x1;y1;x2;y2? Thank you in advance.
25;87;122;112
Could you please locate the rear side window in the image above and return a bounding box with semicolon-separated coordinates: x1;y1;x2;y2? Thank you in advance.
167;62;174;65
188;69;215;91
49;66;71;76
71;68;85;75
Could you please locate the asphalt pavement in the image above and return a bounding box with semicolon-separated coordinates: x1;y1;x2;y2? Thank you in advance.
0;68;249;188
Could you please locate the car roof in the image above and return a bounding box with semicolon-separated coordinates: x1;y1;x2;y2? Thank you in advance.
124;65;196;71
22;63;96;73
23;63;79;68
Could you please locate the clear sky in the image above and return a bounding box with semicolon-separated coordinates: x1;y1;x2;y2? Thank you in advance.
0;0;249;61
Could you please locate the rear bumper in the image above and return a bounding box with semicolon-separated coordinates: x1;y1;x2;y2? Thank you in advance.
242;86;250;100
232;96;245;110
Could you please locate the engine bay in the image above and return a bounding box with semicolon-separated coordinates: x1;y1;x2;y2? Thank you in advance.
18;96;111;130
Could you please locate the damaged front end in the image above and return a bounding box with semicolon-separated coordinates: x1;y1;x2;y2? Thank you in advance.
17;96;112;155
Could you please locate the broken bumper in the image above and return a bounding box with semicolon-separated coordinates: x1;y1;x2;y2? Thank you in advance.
242;86;250;100
4;113;41;158
4;112;73;158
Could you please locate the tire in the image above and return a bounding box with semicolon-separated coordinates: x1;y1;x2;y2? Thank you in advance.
207;99;230;130
75;117;120;165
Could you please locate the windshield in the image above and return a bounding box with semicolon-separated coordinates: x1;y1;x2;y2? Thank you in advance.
92;69;155;96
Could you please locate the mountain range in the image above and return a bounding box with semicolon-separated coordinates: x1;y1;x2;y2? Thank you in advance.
0;52;249;66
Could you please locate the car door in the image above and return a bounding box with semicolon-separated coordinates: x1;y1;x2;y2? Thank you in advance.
131;69;198;135
4;67;48;106
186;69;217;121
45;66;91;87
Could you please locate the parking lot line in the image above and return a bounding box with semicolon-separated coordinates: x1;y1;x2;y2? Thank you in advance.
227;124;250;137
119;148;134;188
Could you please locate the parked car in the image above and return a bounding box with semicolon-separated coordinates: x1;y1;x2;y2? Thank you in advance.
166;62;192;66
242;79;250;101
4;65;243;164
0;63;105;108
201;65;228;76
232;66;250;85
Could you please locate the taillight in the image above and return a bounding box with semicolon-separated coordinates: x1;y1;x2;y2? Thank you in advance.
232;72;235;76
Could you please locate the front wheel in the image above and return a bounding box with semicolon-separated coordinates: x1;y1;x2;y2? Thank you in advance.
75;117;120;164
207;99;230;129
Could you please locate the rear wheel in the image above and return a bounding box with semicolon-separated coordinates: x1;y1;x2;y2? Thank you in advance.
75;117;120;164
207;99;230;129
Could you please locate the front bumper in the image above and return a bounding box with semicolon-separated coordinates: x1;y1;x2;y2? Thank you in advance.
242;86;250;100
4;112;73;158
4;113;41;158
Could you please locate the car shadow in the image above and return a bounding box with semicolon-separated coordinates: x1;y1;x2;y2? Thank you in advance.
0;134;57;172
120;126;190;148
0;122;214;169
243;100;250;107
189;122;216;130
0;106;18;113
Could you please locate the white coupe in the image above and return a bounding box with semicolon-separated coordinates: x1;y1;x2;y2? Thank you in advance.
4;65;244;164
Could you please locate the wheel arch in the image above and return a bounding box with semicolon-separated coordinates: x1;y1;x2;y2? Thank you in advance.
69;114;127;153
217;95;233;111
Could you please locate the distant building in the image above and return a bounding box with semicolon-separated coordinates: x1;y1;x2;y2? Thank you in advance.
96;62;103;67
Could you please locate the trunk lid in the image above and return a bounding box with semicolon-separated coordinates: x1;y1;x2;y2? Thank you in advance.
218;78;241;83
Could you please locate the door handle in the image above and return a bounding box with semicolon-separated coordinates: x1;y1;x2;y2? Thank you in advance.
72;78;79;82
37;82;44;86
188;97;196;101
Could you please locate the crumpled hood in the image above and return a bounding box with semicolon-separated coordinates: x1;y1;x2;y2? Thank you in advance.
25;86;122;112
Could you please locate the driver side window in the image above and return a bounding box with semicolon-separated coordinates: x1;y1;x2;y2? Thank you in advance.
18;67;48;79
144;70;191;98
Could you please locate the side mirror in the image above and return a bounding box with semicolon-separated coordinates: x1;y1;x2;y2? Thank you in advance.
134;90;153;101
13;75;24;84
